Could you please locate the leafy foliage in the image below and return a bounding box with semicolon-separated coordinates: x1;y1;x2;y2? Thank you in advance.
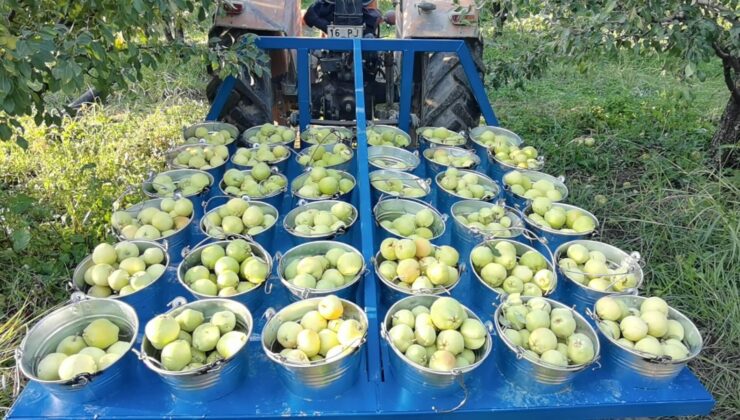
0;0;266;146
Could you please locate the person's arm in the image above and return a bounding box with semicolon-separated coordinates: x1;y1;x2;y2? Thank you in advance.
304;1;333;33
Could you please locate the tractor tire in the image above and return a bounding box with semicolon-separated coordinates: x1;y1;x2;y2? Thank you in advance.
418;39;484;131
206;30;273;132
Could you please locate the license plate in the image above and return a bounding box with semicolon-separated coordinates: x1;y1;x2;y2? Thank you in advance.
327;25;363;38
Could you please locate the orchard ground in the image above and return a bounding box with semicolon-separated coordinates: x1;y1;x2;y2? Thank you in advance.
1;30;738;417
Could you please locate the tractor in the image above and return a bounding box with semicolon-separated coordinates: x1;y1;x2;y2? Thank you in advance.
206;0;483;132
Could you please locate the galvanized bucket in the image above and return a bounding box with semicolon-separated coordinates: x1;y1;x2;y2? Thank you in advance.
240;125;296;148
468;126;522;175
501;169;568;211
71;240;170;331
423;146;480;179
183;122;239;154
450;200;525;264
230;145;291;174
553;240;643;314
522;202;599;256
367;124;413;149
493;295;600;393
469;238;556;313
199;198;279;255
283;200;358;247
139;298;253;401
368;146;420;172
113;197;193;265
434;169;500;216
369;169;431;205
166;144;229;188
277;241;365;302
299;125;354;149
290;170;356;204
373;197;447;245
16;298;139;403
587;295;703;388
294;142;355;173
416;127;468;154
487;147;545;186
381;295;492;404
373;250;465;310
142;169;214;241
217;168;287;210
261;297;368;398
178;240;273;312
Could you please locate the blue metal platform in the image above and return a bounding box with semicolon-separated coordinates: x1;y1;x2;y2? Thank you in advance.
9;36;714;418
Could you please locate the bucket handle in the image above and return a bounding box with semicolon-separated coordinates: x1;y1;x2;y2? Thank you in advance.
201;195;232;212
431;372;468;413
181;237;214;258
167;296;188;309
262;307;277;322
112;185;137;211
131;348;166;370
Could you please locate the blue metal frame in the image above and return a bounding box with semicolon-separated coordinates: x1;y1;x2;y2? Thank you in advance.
8;36;715;419
206;37;499;131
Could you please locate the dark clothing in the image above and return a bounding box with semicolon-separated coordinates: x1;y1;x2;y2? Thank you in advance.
304;0;382;36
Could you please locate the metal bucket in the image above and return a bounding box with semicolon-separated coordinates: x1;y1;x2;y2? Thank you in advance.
469;238;556;314
240;125;296;148
16;298;139;403
113;197;193;265
218;168;287;211
199;199;279;255
368;146;420;172
294;143;355;173
369;169;431;205
373;250;465;310
230;145;290;174
140;298;253;401
142;169;214;240
450;200;525;264
367;124;413;148
166;144;229;188
283;200;358;247
183;122;239;154
71;240;170;331
381;295;492;397
522;202;599;256
588;295;703;388
493;295;600;393
277;241;365;302
290;170;356;204
553;240;643;314
502;169;568;211
434;170;500;216
423;146;480;179
177;240;273;312
416;127;468;154
261;297;367;398
487;148;545;186
468;126;522;175
299;125;354;149
373;197;446;245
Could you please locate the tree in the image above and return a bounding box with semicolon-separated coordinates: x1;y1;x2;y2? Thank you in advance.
491;0;739;168
0;0;265;147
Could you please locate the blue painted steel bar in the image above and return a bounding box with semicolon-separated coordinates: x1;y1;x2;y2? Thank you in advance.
296;49;311;131
397;50;415;133
352;38;381;384
205;75;236;121
255;36;473;53
456;42;498;125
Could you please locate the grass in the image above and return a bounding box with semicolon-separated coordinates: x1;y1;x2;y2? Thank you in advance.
1;26;738;418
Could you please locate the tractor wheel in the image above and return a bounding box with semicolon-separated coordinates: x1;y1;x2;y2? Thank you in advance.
206;30;273;132
417;39;484;131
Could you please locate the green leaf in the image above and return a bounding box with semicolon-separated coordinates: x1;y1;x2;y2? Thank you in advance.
15;135;28;149
11;228;31;252
684;62;695;78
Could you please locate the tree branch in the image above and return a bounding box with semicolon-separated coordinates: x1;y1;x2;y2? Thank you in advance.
719;57;740;103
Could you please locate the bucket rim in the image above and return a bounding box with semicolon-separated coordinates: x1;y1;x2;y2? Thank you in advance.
291;169;357;200
501;169;569;202
434;169;500;201
142;169;214;199
282;200;359;239
368;146;420;171
240;124;296;147
381;294;493;376
218;169;288;200
373;249;463;296
493;295;600;372
166;144;230;172
114;197;194;240
294;143;355;170
522;202;599;237
183;121;239;146
229;145;291;168
372;197;446;241
468;126;523;148
278;240;366;296
71;240;170;299
450;200;525;239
